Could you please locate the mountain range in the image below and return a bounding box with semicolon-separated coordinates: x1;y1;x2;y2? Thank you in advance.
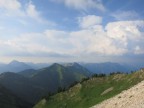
0;60;143;108
0;62;91;108
0;60;140;74
81;62;138;74
0;60;51;73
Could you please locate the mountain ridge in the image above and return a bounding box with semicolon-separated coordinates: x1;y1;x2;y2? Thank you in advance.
33;68;144;108
0;62;91;106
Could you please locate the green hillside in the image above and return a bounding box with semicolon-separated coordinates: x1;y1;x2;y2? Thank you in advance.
18;69;37;78
31;63;91;93
34;69;144;108
0;63;91;106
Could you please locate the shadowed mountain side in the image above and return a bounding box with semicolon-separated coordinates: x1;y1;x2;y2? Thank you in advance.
18;69;37;78
0;63;91;106
0;72;45;104
0;84;32;108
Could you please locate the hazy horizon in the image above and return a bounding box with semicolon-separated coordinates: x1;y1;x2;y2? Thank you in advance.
0;59;143;67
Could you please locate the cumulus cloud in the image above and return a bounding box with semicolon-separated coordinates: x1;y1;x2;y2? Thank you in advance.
0;0;21;10
69;24;129;55
51;0;106;11
25;1;45;23
0;31;73;57
0;0;52;24
78;15;102;28
0;15;144;56
0;15;144;58
106;20;144;48
0;0;25;17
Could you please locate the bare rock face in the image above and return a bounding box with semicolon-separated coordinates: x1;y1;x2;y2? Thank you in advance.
101;87;114;95
92;80;144;108
141;68;144;72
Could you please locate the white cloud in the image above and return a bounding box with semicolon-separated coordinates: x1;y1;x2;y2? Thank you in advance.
0;31;72;57
106;20;144;47
78;15;102;28
0;0;53;24
26;1;38;18
134;45;144;54
112;11;140;21
0;0;25;17
44;30;69;39
51;0;105;11
25;1;47;23
134;46;141;54
69;26;128;55
0;0;21;10
0;14;144;58
0;26;4;30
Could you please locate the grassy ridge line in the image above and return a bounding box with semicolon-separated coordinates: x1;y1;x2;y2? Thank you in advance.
34;69;144;108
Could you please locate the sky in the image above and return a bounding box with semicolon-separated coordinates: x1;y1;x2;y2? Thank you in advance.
0;0;144;64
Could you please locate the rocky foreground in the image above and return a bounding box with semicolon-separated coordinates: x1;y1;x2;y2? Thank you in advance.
92;80;144;108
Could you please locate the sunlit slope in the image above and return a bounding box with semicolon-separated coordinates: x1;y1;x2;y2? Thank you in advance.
34;69;144;108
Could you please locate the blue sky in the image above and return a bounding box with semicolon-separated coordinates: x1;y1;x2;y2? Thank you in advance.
0;0;144;64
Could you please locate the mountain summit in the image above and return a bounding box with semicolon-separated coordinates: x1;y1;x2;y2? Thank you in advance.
31;63;91;92
0;60;32;73
8;60;32;72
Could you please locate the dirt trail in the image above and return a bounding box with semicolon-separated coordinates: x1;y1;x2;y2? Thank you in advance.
92;80;144;108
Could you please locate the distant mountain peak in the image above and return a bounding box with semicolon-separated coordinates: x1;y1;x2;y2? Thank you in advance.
39;63;64;71
50;63;63;68
53;63;61;66
73;62;81;66
6;60;32;72
9;60;21;64
63;62;80;67
8;60;29;66
48;63;65;71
